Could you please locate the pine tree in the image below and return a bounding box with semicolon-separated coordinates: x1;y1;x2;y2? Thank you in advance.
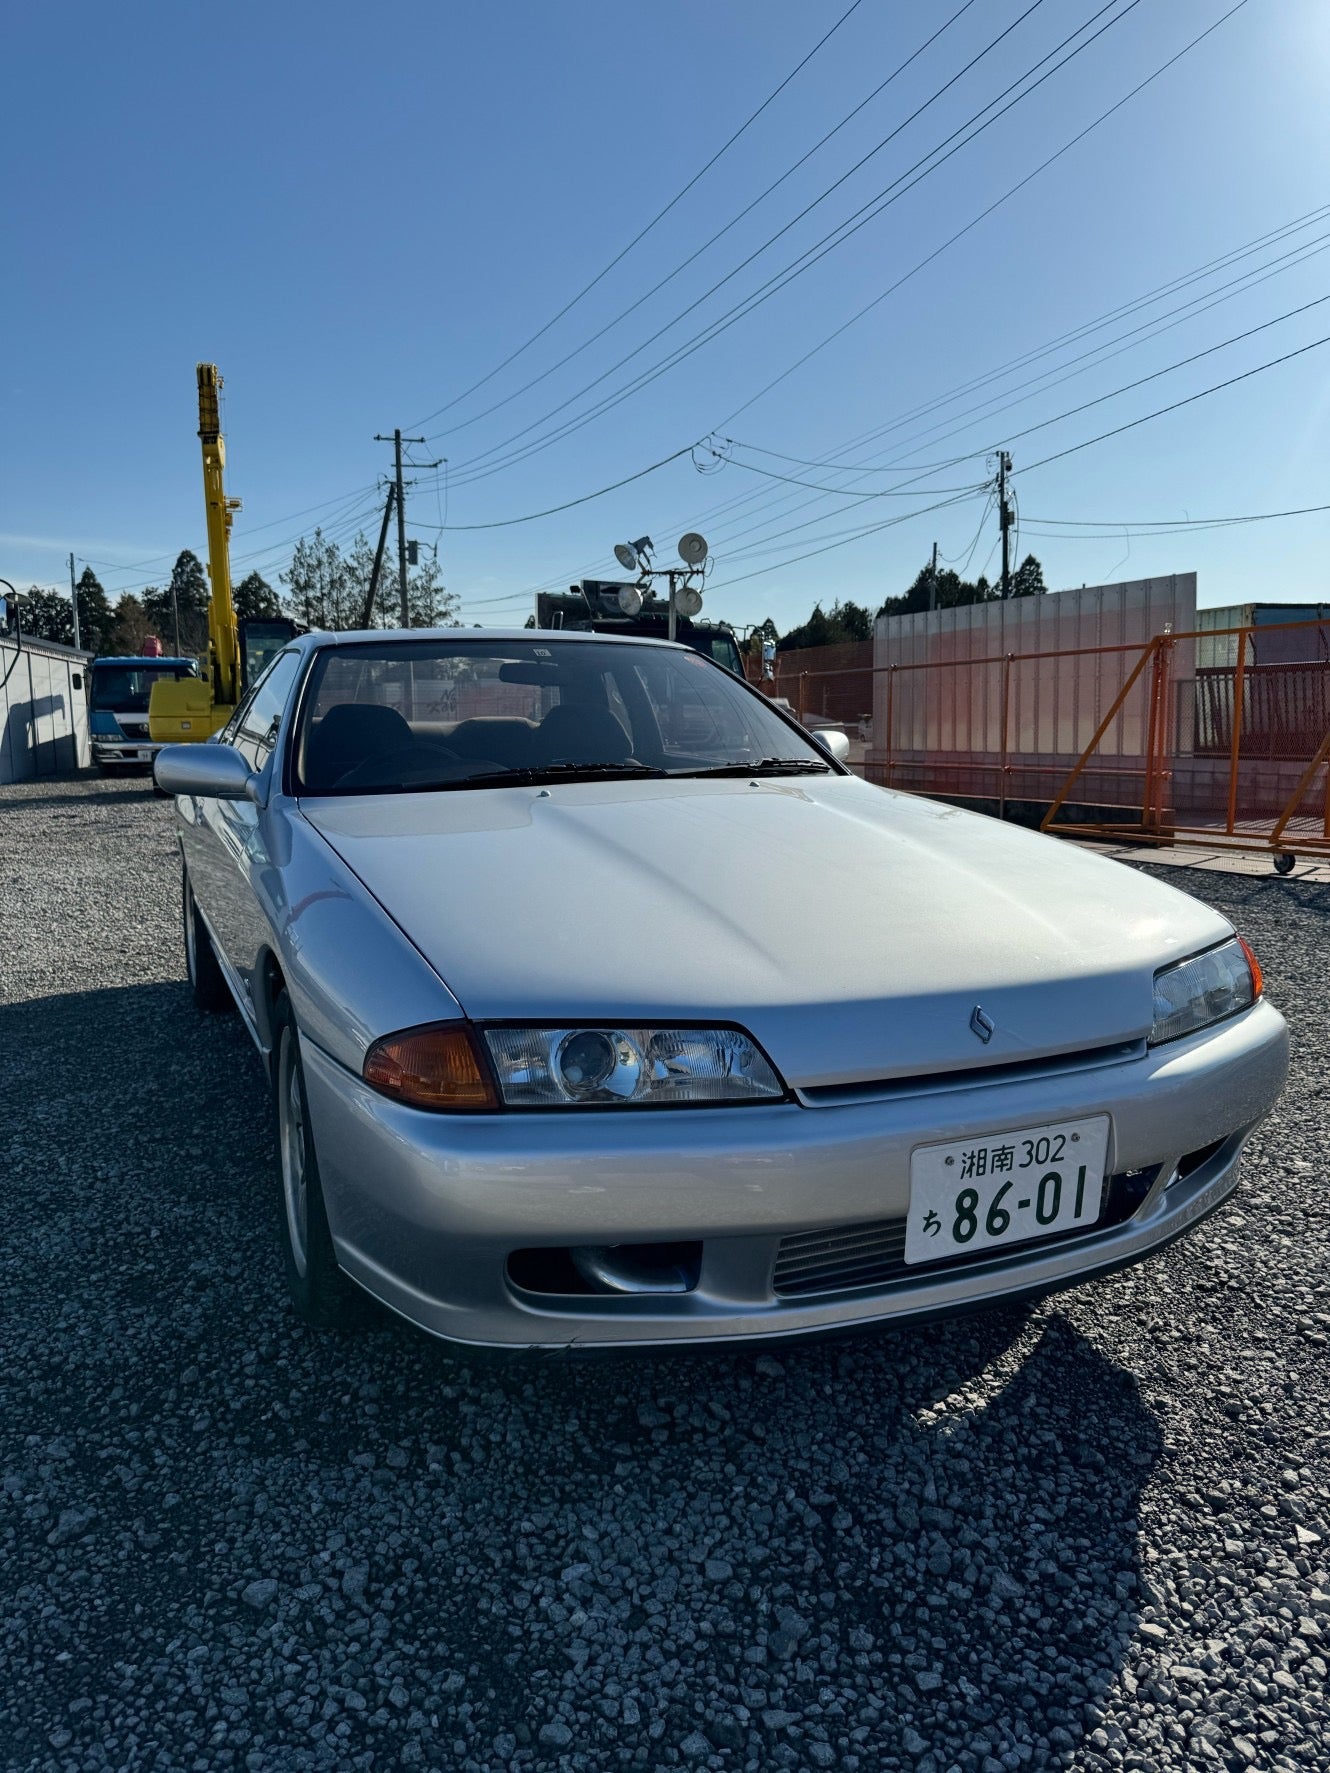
145;551;210;656
74;566;115;654
110;594;155;654
233;571;282;622
405;551;458;628
283;530;357;630
1010;554;1048;598
16;586;74;645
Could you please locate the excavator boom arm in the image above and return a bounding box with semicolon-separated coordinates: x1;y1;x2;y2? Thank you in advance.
197;363;241;710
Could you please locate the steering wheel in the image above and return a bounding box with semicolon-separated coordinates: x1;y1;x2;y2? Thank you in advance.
329;740;462;791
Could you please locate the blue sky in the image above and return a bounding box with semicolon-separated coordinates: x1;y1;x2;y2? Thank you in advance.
4;0;1329;634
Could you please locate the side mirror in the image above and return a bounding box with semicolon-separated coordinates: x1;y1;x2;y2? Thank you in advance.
154;742;259;802
814;729;851;764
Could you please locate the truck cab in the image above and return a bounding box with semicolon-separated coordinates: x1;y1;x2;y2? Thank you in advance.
89;656;201;771
535;585;746;678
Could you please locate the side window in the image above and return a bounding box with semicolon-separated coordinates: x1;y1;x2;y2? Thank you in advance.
232;651;303;772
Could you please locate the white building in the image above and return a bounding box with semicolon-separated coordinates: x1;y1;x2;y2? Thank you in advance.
0;633;92;783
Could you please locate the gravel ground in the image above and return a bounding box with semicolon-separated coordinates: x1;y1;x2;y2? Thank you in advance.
1;773;1326;1773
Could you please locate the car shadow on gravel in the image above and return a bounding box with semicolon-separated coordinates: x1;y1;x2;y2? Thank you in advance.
2;975;1165;1770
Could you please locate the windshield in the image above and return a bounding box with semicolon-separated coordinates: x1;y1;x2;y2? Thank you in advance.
294;638;832;796
89;664;197;712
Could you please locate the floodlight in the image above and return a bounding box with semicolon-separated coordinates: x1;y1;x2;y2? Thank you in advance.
614;542;639;574
678;531;708;567
631;536;654;559
617;585;643;616
676;586;703;619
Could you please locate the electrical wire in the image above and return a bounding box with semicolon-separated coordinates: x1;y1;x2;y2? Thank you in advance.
399;445;696;532
416;0;984;443
431;0;1122;481
707;286;1330;568
708;331;1330;588
1021;502;1330;532
715;455;990;498
715;0;1252;432
405;0;869;432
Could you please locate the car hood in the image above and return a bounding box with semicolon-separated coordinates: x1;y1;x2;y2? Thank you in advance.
301;776;1231;1089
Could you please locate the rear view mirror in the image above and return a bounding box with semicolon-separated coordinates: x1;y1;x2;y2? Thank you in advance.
154;742;259;802
815;729;851;764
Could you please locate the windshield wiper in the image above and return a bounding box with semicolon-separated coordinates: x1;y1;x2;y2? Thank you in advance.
444;761;670;790
673;757;832;778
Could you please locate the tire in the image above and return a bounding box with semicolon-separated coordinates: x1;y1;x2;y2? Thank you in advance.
272;990;360;1330
182;869;234;1014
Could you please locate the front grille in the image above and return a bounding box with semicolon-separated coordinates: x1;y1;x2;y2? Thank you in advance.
774;1221;909;1297
772;1167;1159;1299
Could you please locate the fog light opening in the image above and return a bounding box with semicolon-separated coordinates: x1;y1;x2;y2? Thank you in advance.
507;1242;703;1299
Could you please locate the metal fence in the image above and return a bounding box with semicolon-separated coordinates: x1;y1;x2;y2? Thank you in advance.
764;621;1330;865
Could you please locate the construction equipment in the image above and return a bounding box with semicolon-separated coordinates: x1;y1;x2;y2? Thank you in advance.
148;364;298;742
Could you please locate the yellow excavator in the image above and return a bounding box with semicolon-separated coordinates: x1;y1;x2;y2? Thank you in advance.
148;364;297;742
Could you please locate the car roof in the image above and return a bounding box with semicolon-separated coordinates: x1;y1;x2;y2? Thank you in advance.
292;627;694;653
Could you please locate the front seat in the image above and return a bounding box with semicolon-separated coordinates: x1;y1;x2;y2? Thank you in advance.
303;702;414;790
537;702;633;765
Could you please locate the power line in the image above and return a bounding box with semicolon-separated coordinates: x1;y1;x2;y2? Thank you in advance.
688;234;1330;567
405;0;868;432
716;453;988;497
710;331;1330;586
405;444;696;531
1022;502;1330;532
713;0;1251;431
417;0;983;443
701;285;1330;571
432;0;1110;481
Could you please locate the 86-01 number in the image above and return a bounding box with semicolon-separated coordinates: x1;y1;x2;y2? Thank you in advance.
905;1115;1110;1266
952;1164;1091;1243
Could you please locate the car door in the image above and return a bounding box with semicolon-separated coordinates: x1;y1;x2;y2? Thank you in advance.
190;649;304;1013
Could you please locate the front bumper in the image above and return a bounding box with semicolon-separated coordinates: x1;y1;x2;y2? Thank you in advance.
300;999;1288;1350
93;738;161;765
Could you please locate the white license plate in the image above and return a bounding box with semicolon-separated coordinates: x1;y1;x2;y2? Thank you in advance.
905;1115;1110;1265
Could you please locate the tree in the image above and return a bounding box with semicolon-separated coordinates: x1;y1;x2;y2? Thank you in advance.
16;586;73;645
775;599;871;652
405;550;458;629
74;566;116;655
109;594;156;655
146;550;210;656
1010;553;1047;598
283;530;357;630
233;571;282;622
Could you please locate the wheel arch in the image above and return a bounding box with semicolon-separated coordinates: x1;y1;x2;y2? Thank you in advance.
254;946;289;1066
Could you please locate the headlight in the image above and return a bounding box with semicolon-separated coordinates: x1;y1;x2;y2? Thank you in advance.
483;1025;786;1108
1150;936;1261;1046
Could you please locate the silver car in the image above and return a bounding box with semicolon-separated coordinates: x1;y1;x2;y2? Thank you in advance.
156;629;1288;1352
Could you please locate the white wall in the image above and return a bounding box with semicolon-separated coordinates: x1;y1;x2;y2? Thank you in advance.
0;638;91;783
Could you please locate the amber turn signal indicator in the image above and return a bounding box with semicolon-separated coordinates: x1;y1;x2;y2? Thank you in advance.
363;1024;498;1112
1237;935;1263;1000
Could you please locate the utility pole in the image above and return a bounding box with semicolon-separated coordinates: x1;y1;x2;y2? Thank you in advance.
361;484;397;629
374;429;437;627
997;452;1013;599
68;553;81;651
928;540;939;611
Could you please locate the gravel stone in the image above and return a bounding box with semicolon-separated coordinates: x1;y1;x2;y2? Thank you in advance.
2;782;1328;1773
